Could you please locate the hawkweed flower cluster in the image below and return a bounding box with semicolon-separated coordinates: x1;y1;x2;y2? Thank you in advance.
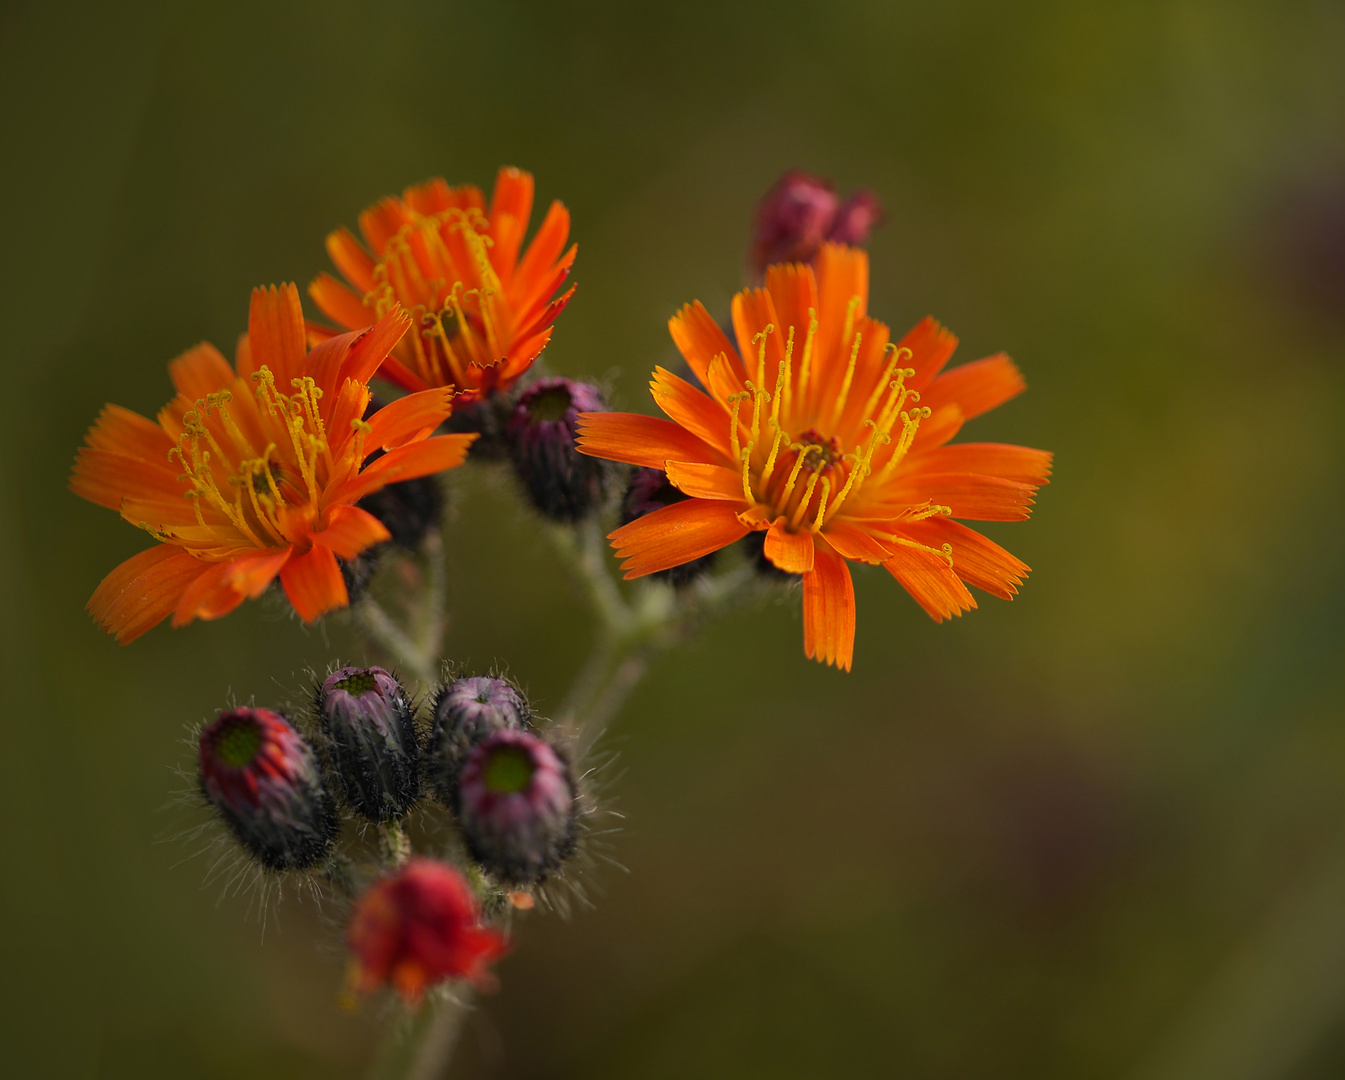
70;165;1049;1073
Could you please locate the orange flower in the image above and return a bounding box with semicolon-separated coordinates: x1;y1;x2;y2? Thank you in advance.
577;244;1051;671
71;284;475;644
308;166;576;400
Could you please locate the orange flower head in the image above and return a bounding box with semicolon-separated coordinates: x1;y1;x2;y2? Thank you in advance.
71;284;476;644
308;166;576;401
577;244;1052;671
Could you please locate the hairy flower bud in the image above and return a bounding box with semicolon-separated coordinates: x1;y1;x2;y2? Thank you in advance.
456;729;577;887
750;170;885;277
198;708;338;871
429;676;530;804
347;857;508;1003
620;467;717;587
318;666;421;822
507;377;614;521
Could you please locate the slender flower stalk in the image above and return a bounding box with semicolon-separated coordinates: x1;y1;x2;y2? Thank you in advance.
71;284;475;642
576;244;1052;670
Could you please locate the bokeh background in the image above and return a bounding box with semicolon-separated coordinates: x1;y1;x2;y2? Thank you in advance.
4;1;1345;1077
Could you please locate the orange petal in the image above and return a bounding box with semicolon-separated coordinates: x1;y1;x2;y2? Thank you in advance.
71;448;183;510
664;460;745;502
609;499;748;579
802;544;855;671
365;387;455;451
332;434;476;505
903;443;1053;486
171;548;291;628
764;522;815;573
358;197;415;256
280;544;348;622
668;300;747;387
898;518;1030;600
338;307;412;388
80;403;174;461
883;544;977;622
730;287;784;388
650;367;732;457
515;202;572;309
309;272;373;332
576;413;726;469
313;505;392;560
764;262;820;353
489;166;534;279
923;353;1025;421
813;243;869;374
88;546;209;645
326;227;377;292
821;519;892;563
887;472;1039;521
168;343;234;399
248;284;307;387
901;317;960;393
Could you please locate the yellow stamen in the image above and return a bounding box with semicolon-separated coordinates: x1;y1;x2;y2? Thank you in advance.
759;425;788;487
771;325;795;428
809;477;832;533
740;443;756;503
830;329;864;427
752;324;775;388
797;309;818;404
789;468;823;530
859;345;911;422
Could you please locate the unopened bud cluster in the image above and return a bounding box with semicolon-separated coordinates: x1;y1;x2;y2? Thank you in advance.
197;670;579;893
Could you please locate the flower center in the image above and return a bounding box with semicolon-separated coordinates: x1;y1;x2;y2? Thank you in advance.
334;669;379;696
167;365;352;551
722;308;949;535
481;745;536;795
369;207;506;391
214;716;263;768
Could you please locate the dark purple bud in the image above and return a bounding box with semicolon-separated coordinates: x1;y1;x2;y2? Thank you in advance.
827;188;885;248
429;676;530;804
318;666;421;822
455;729;577;887
198;708;338;871
620;467;717;587
507;377;615;522
750;170;886;277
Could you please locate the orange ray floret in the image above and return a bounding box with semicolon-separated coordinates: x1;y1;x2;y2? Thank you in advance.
308;167;576;401
71;284;476;644
577;244;1051;671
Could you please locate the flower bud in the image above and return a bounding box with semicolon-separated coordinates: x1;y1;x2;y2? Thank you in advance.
198;708;338;871
455;729;577;888
318;666;421;822
429;676;530;803
750;170;885;277
347;857;509;1003
620;467;717;587
507;376;614;521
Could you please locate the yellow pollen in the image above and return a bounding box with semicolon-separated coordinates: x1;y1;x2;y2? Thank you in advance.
740;443;756;503
874;405;933;486
859;345;912;422
884;535;956;569
727;391;745;461
771;325;795;428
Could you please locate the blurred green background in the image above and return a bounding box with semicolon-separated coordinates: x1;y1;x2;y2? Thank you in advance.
3;1;1345;1077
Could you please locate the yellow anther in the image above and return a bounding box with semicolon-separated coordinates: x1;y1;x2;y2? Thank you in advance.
740;443;756;503
885;535;955;569
726;392;745;461
859;345;912;422
772;325;795;428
